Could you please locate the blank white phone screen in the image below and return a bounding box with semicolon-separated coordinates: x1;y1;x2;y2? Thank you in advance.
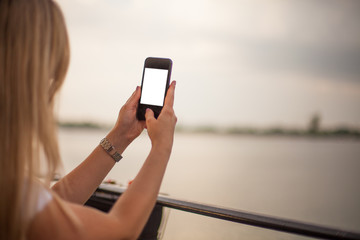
140;68;168;106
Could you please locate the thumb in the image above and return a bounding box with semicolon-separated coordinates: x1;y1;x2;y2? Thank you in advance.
145;108;155;122
125;86;140;107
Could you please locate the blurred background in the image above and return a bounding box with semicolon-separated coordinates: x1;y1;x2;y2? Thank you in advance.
57;0;360;239
57;0;360;129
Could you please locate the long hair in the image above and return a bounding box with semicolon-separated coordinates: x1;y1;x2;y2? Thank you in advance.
0;0;70;239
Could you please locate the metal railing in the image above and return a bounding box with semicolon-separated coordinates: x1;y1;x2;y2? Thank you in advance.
88;184;360;240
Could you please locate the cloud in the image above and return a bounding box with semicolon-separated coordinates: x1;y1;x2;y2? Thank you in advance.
57;0;360;126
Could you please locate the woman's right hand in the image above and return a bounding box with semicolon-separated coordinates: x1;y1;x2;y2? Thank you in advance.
145;81;177;153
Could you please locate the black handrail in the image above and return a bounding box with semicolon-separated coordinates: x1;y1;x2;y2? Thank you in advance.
90;184;360;240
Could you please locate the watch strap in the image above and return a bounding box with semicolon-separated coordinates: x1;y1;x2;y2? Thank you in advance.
100;138;123;162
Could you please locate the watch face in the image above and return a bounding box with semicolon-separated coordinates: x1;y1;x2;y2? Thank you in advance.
112;152;123;162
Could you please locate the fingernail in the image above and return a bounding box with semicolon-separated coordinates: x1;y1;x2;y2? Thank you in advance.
173;81;176;87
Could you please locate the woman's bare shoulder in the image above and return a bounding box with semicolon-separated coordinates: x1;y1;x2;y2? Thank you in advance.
27;195;129;240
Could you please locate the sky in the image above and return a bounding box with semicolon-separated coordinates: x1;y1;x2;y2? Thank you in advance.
56;0;360;129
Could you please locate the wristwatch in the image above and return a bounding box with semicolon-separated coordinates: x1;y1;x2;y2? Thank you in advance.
99;138;123;162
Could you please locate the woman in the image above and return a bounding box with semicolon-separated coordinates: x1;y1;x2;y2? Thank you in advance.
0;0;177;239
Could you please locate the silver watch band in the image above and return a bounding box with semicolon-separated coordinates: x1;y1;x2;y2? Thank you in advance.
100;137;123;162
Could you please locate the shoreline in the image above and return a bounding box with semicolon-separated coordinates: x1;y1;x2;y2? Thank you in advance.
58;122;360;140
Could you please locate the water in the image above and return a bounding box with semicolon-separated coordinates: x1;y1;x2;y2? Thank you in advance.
59;128;360;239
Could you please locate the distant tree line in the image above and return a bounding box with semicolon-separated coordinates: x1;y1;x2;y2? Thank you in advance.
58;114;360;138
176;113;360;138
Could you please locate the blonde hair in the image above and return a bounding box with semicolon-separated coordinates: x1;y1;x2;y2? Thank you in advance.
0;0;69;239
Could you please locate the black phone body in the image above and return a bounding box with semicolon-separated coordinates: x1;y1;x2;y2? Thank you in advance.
136;57;173;120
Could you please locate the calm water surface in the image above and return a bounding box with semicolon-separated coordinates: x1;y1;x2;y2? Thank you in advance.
59;128;360;239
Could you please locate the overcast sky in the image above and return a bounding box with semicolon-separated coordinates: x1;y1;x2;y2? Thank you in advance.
57;0;360;128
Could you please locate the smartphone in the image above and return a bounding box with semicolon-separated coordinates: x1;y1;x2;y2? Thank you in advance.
136;57;173;120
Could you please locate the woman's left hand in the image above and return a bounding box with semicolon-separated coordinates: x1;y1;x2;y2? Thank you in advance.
107;86;145;150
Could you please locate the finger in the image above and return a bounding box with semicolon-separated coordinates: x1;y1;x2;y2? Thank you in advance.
125;86;141;106
164;81;176;108
145;108;155;122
